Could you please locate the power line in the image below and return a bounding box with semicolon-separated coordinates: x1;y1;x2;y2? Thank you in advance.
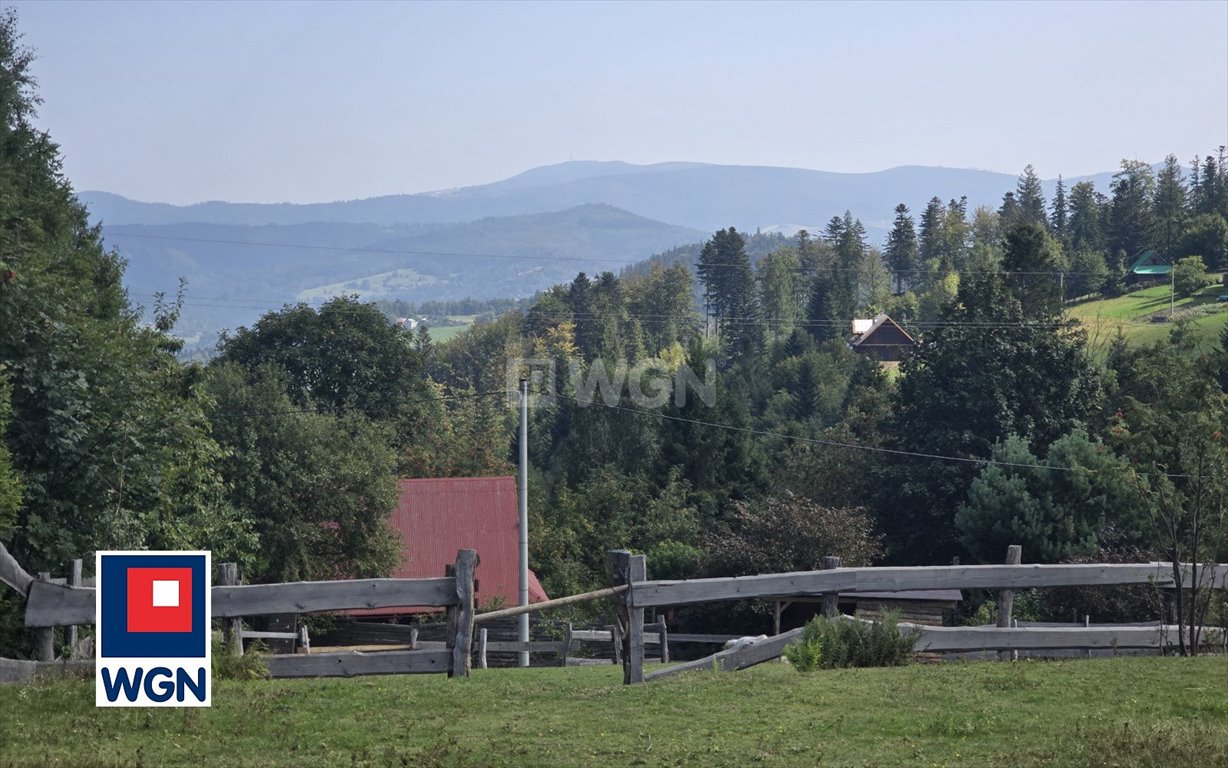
549;393;1196;479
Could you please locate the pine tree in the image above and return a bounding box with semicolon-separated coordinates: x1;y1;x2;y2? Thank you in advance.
1050;175;1069;249
1153;154;1188;260
1016;164;1048;228
884;203;919;293
998;191;1021;231
804;274;838;344
1067;181;1104;254
695;228;761;357
918;196;945;277
1108;160;1157;269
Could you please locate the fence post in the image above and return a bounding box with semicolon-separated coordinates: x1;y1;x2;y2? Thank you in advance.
608;622;623;665
410;627;419;651
997;545;1022;661
448;549;478;679
218;563;244;656
477;628;488;669
658;623;669;665
36;572;54;662
558;623;572;667
821;556;842;618
66;558;82;658
609;550;645;684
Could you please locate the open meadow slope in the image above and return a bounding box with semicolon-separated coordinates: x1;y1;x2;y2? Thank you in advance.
2;658;1226;768
1068;277;1228;354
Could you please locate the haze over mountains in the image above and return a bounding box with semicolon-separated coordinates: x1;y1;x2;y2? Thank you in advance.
87;160;1144;350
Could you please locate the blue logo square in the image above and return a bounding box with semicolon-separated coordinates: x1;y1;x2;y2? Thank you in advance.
99;553;208;658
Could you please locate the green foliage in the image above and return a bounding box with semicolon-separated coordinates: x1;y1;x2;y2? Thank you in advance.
1003;223;1065;317
705;495;882;577
0;10;249;585
1176;212;1228;271
956;430;1146;563
0;370;21;539
1172;255;1210;297
785;611;919;671
782;628;823;672
202;364;399;583
211;632;269;681
877;271;1102;562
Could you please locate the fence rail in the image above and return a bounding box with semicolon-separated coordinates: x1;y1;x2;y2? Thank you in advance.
0;542;480;680
629;562;1227;609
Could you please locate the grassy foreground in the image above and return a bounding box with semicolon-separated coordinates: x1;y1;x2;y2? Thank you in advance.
2;657;1227;768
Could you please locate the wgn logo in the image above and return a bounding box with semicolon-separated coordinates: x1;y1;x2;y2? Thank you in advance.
95;551;211;707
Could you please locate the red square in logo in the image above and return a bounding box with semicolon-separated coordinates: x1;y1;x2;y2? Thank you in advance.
126;567;193;634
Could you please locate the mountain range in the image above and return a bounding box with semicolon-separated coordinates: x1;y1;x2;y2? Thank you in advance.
85;159;1144;350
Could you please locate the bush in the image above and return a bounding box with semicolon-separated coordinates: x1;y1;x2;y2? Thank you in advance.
1173;255;1210;297
211;631;269;681
784;611;919;672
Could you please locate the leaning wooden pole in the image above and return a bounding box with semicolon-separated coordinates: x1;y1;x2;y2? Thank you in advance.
472;584;628;623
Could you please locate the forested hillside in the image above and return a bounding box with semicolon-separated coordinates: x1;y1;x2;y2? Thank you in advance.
1;8;1225;654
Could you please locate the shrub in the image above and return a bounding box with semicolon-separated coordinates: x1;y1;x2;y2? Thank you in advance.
784;611;919;672
211;631;269;681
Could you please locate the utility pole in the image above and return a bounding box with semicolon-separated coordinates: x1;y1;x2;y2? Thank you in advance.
1170;266;1175;320
518;377;530;668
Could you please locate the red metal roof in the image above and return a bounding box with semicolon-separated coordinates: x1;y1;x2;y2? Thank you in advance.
373;476;548;613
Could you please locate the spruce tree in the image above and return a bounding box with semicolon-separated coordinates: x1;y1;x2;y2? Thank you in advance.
1016;164;1048;228
884;203;919;293
1153;154;1188;260
1050;175;1069;249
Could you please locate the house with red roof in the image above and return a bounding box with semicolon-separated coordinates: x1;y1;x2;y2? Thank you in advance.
360;476;548;615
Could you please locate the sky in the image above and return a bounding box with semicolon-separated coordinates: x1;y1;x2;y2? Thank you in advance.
12;0;1228;205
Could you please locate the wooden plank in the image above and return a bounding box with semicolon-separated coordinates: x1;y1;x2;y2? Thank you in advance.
910;624;1225;652
477;628;487;669
25;575;458;628
668;633;742;644
0;657;94;684
213;577;457;617
630;562;1228;608
0;541;33;596
481;641;564;653
24;581;93;627
265;649;450;678
998;545;1022;661
239;631;299;641
646;628;805;682
449;549;477;679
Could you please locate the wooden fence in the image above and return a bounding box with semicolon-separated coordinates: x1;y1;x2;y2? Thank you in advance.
0;542;480;681
606;547;1228;685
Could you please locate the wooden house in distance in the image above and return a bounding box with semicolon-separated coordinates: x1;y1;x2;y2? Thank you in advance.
848;314;915;363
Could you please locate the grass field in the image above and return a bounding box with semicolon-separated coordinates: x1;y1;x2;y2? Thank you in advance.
2;657;1226;767
1067;275;1228;354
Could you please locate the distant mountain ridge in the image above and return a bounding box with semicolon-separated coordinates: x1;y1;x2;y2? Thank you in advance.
81;160;1144;235
110;203;704;349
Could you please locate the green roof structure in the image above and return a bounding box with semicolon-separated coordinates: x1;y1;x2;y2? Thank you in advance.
1130;250;1171;275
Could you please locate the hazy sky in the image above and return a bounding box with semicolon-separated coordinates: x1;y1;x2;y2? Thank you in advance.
13;0;1228;205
